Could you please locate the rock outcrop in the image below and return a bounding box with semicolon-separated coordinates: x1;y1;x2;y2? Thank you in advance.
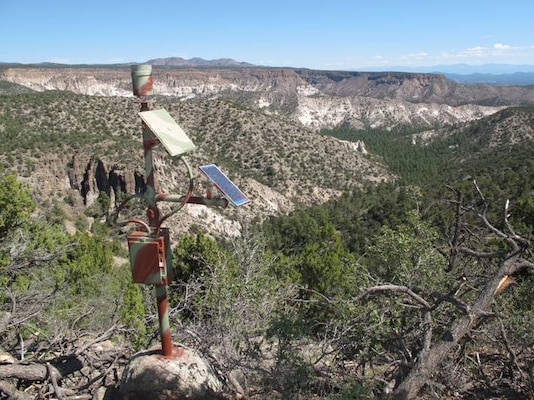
67;153;142;207
119;345;224;400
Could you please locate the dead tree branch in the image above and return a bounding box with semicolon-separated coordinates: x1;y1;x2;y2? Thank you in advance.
392;189;534;399
0;379;33;400
356;285;432;310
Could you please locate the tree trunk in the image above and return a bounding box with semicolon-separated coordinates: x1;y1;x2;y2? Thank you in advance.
0;352;91;382
393;269;511;399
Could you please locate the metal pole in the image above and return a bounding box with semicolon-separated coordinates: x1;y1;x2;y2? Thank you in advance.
156;284;172;356
141;100;160;228
140;99;172;357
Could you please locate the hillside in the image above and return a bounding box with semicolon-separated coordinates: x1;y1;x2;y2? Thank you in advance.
2;65;534;238
439;106;534;196
0;90;390;238
411;106;534;152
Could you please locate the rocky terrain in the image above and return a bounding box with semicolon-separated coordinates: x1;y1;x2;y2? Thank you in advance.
3;65;530;131
0;89;390;239
2;64;534;238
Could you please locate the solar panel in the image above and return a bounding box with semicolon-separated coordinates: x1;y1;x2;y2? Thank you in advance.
199;164;250;207
138;109;196;157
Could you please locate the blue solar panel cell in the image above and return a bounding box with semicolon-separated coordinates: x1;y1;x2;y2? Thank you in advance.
199;164;250;207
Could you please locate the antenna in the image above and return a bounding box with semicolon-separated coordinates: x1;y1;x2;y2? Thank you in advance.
199;164;250;207
138;109;196;157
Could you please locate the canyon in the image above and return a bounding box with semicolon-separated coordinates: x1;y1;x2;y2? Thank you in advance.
4;65;531;131
2;64;534;237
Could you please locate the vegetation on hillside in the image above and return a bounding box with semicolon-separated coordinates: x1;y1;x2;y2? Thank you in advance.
0;90;533;399
0;174;148;398
0;91;388;212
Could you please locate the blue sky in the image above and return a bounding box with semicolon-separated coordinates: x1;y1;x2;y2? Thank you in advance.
1;0;533;70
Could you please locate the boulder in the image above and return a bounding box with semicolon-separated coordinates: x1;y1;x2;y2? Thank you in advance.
118;345;224;400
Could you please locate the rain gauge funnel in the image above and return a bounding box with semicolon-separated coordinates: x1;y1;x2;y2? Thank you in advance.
131;64;154;96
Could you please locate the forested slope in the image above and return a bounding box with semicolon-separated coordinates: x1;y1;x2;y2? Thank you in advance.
1;95;533;398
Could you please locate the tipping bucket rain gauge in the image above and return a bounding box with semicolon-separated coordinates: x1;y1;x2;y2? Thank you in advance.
116;64;249;357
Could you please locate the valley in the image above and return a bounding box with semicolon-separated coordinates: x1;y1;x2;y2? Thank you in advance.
2;64;534;238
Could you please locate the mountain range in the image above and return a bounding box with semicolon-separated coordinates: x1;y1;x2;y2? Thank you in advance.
145;59;534;77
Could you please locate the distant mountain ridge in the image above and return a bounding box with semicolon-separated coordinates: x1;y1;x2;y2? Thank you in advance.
145;57;254;67
2;58;534;85
0;57;255;69
3;66;524;131
359;63;534;75
442;72;534;86
358;63;534;85
2;58;533;73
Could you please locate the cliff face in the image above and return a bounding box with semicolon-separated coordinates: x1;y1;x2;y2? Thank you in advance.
2;89;389;237
67;153;142;207
0;67;305;97
297;70;453;101
0;68;132;96
3;66;531;130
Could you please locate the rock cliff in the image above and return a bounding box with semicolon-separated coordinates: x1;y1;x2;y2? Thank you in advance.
3;66;530;130
67;153;142;207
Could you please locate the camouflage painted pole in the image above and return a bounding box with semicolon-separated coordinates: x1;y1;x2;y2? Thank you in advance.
127;65;246;358
133;65;172;357
143;103;172;357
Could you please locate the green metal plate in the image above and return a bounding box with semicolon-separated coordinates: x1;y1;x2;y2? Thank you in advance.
139;108;196;156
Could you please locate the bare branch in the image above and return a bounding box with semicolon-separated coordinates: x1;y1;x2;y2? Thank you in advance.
473;180;486;204
47;362;65;400
432;292;470;314
74;324;118;356
504;258;534;275
0;379;33;400
456;246;501;259
355;285;432;310
503;199;530;248
0;363;52;381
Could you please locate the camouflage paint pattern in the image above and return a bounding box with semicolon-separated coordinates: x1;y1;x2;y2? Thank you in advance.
156;193;229;208
156;283;171;355
131;64;154;97
127;231;166;285
126;66;232;357
127;65;173;356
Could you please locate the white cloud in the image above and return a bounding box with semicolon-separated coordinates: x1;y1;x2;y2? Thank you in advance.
397;52;430;64
494;43;519;50
405;52;429;59
351;42;534;69
415;52;429;58
432;43;534;66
